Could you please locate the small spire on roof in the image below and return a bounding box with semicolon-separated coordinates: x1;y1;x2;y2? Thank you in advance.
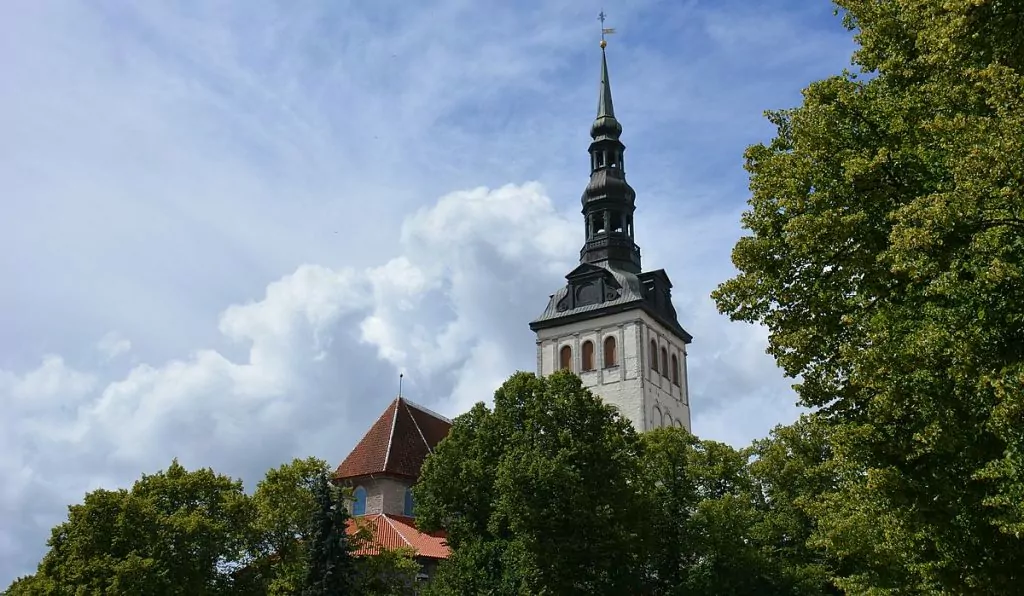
398;373;404;398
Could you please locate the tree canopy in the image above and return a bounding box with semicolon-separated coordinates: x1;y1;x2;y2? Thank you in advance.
5;458;420;596
415;371;838;595
712;0;1024;592
415;371;646;595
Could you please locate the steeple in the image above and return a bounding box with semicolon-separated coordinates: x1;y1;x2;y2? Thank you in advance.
529;22;693;435
592;47;622;141
580;42;641;274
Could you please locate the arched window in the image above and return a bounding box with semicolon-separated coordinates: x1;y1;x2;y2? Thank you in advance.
671;354;680;386
353;486;367;516
404;488;415;516
603;336;617;368
660;347;669;377
559;345;572;371
652;405;662;428
581;341;595;371
662;410;672;428
649;340;659;372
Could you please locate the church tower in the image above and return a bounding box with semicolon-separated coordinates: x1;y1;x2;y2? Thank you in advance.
529;40;692;432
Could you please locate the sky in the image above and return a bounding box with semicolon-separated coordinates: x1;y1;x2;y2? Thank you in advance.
0;0;856;585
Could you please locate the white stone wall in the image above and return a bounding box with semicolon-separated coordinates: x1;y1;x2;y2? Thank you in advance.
342;476;412;516
641;318;691;433
535;309;691;433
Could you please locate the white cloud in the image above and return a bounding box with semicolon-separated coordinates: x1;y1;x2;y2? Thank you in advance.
0;183;579;570
0;183;796;582
96;332;132;361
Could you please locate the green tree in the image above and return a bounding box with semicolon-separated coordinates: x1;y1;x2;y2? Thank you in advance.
712;1;1024;592
748;416;841;595
2;573;55;595
249;457;334;595
302;470;357;596
416;371;646;596
26;459;254;595
640;427;799;595
246;456;422;595
351;542;421;596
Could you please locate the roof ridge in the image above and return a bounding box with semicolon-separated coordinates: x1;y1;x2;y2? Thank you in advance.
382;514;413;548
402;399;433;457
382;398;400;471
402;398;452;424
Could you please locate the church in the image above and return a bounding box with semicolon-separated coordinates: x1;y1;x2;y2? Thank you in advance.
335;38;693;574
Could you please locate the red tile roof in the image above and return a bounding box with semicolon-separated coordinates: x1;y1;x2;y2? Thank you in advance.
347;514;450;559
335;397;452;480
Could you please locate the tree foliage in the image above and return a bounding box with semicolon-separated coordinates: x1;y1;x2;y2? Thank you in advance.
302;471;358;596
5;458;422;596
747;416;841;595
416;371;646;595
21;459;255;595
712;0;1024;592
416;372;839;595
352;544;421;596
245;457;335;595
639;428;775;595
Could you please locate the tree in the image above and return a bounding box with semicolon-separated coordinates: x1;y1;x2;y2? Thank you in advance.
416;371;646;595
2;573;55;595
24;459;254;595
639;427;811;595
351;543;421;596
302;470;357;596
712;1;1024;592
248;456;421;595
250;457;335;595
747;416;841;595
5;456;424;595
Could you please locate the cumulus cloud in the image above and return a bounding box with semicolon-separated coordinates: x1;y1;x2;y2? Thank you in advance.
0;183;795;583
0;184;571;579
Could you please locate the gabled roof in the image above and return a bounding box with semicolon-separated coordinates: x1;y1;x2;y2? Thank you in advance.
347;514;449;560
335;397;452;481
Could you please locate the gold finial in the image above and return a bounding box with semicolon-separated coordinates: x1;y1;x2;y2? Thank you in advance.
598;11;615;48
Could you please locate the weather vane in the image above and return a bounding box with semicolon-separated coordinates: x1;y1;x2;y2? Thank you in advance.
598;10;616;48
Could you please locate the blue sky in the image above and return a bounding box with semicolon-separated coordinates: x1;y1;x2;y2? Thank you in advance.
0;0;855;585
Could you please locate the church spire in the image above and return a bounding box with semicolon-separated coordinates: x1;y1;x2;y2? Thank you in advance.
591;46;622;141
598;49;614;117
579;34;641;274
